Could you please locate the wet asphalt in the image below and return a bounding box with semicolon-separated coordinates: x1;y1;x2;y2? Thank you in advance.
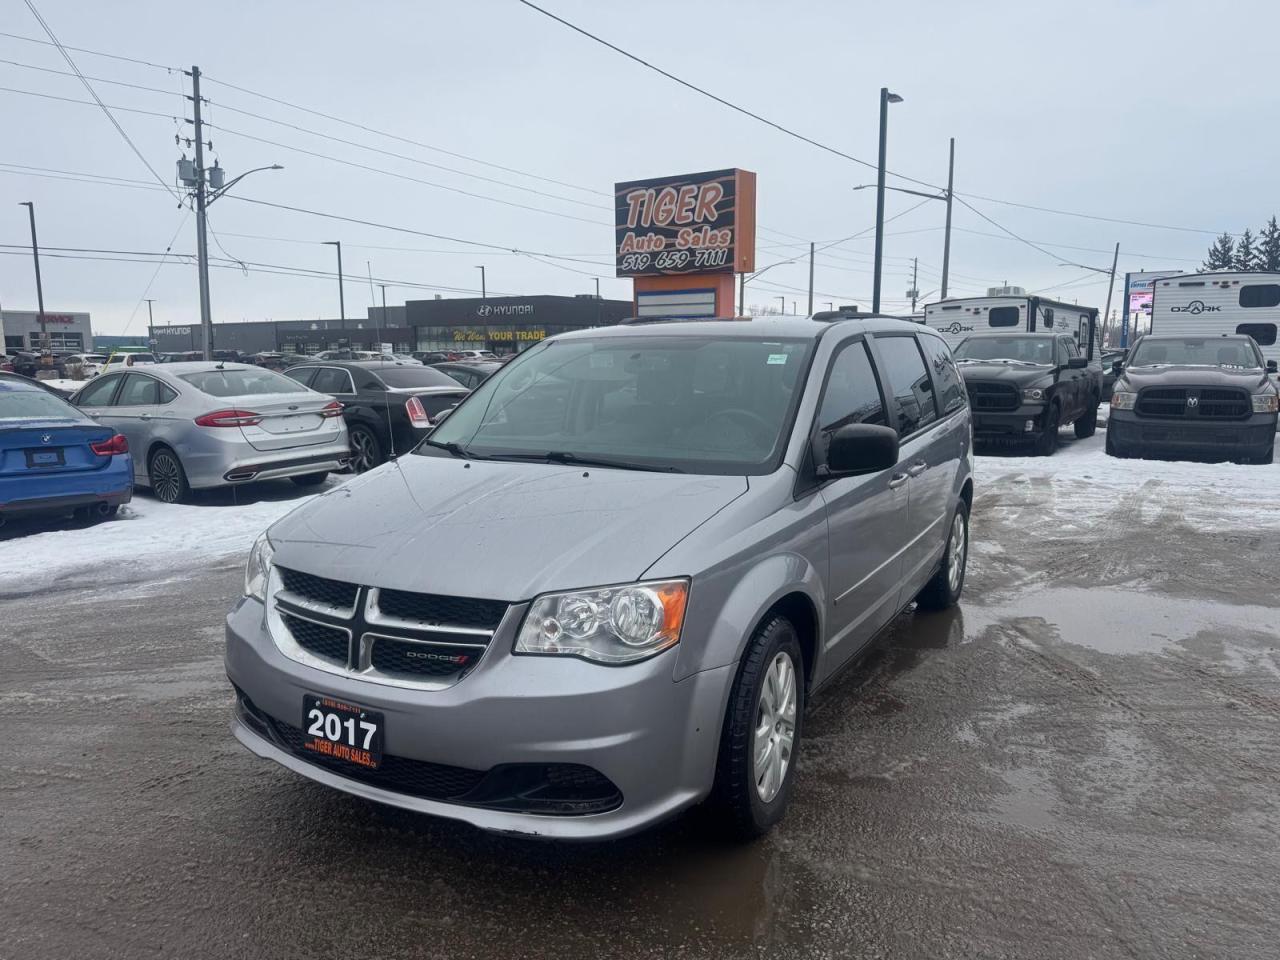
4;441;1280;959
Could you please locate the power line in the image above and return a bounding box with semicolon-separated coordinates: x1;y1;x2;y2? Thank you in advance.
0;29;176;71
119;210;190;334
0;83;177;119
0;55;178;97
18;0;180;199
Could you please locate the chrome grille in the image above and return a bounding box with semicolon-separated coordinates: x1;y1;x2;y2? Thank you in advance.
267;569;509;689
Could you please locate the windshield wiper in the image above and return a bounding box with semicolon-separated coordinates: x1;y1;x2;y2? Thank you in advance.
424;439;483;460
487;451;684;473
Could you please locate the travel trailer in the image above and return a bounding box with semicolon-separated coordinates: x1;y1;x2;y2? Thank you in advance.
1149;272;1280;369
924;287;1099;357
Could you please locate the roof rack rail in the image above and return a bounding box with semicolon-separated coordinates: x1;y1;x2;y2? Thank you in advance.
619;315;751;325
811;305;903;322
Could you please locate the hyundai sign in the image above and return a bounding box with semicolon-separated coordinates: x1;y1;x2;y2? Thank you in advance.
614;168;756;278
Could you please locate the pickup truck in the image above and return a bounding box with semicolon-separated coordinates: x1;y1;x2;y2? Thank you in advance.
953;332;1104;455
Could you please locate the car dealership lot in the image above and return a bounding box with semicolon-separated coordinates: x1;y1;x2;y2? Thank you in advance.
3;435;1280;959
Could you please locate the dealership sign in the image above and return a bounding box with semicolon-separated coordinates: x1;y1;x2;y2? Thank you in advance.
614;168;756;278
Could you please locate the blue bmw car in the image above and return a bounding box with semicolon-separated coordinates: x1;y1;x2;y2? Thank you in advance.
0;372;133;526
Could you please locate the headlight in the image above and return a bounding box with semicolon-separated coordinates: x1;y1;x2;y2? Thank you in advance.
1111;391;1136;410
244;532;275;602
515;579;689;664
1253;393;1280;413
1021;387;1045;402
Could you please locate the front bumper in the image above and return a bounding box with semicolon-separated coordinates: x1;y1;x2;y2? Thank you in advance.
971;402;1051;438
1108;408;1278;457
225;596;732;839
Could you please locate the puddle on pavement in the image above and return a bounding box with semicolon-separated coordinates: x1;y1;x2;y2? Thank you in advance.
991;765;1059;831
965;585;1277;655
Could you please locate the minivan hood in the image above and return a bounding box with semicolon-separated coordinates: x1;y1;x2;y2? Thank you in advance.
1122;365;1271;390
268;454;748;600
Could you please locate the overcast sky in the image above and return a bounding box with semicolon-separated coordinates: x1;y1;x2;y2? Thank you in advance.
2;0;1278;335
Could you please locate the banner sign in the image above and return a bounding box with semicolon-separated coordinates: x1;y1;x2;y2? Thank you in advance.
614;168;756;278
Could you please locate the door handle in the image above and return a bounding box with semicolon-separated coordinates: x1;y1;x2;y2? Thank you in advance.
140;413;152;421
906;460;928;477
888;473;909;489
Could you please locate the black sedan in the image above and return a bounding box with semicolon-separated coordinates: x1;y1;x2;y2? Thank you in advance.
284;360;469;472
429;361;503;390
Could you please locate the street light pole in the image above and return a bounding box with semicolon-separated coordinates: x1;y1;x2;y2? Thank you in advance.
323;241;345;320
18;202;46;353
476;265;486;299
807;241;815;316
941;137;955;299
872;87;903;314
777;295;785;315
145;299;156;328
188;66;216;360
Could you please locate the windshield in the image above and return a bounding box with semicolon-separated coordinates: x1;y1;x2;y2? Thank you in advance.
0;383;84;420
425;335;814;474
180;368;310;397
954;336;1054;365
373;366;466;389
1129;337;1261;368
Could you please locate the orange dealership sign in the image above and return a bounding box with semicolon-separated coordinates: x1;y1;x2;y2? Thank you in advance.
614;168;756;278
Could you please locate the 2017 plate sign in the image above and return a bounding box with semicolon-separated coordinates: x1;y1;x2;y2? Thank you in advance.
302;694;383;769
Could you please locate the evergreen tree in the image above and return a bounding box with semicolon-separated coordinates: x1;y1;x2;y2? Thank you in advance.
1203;232;1235;271
1259;216;1280;272
1234;228;1261;271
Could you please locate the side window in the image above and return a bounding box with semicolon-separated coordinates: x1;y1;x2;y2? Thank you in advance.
816;340;886;433
988;306;1020;328
1236;323;1278;346
116;374;162;406
874;336;939;436
917;336;965;415
284;367;316;387
1061;338;1079;362
1043;307;1055;330
76;375;122;408
310;367;355;394
1240;284;1280;309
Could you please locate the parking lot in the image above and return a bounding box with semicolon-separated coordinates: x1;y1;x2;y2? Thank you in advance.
3;430;1279;959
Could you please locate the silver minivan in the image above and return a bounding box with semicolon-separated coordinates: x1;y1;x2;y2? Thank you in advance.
226;316;973;839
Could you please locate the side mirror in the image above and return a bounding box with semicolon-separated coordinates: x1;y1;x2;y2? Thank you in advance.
1067;356;1088;370
1267;360;1278;374
818;424;900;478
1112;359;1125;375
431;406;456;427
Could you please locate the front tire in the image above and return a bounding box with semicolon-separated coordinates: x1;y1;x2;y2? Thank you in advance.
1035;404;1061;456
148;447;190;504
916;501;969;611
1074;400;1099;439
711;615;804;840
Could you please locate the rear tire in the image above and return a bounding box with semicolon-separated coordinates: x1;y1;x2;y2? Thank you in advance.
348;425;382;473
291;472;329;487
1074;400;1099;439
711;615;804;840
1034;404;1061;457
148;446;190;504
916;501;969;611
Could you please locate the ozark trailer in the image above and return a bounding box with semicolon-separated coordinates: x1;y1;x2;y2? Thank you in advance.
924;288;1099;357
1149;272;1280;369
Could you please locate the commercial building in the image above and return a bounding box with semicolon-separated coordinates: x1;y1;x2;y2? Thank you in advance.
149;295;631;357
2;309;94;352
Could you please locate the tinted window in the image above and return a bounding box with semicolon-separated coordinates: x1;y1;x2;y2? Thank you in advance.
875;336;939;435
988;306;1020;327
310;368;355;394
816;341;886;432
954;336;1055;365
76;375;122;407
1061;339;1080;360
1240;284;1280;309
179;368;309;397
1042;308;1055;329
0;382;85;421
1129;337;1260;368
1236;322;1278;346
117;374;164;406
918;336;965;414
373;366;465;389
284;367;317;387
428;336;814;475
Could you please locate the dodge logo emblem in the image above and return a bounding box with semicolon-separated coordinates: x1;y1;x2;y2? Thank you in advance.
1186;396;1199;408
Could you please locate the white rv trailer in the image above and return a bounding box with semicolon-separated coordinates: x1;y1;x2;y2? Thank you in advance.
923;287;1100;358
1149;272;1280;369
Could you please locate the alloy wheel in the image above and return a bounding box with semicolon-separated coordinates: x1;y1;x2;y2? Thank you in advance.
351;431;377;473
753;651;797;803
948;512;967;594
151;453;182;503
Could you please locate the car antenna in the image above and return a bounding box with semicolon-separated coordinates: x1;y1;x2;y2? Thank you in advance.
367;261;400;467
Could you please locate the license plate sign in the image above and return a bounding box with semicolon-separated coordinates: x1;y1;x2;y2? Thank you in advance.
301;694;383;769
25;448;64;467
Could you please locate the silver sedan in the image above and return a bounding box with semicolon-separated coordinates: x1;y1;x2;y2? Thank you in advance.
72;362;350;503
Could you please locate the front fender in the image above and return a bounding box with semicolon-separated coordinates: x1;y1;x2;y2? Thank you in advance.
673;552;826;683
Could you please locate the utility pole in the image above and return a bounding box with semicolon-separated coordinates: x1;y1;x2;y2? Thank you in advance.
738;273;746;316
378;283;388;318
910;258;920;312
18;202;46;354
188;66;214;361
594;277;600;298
777;295;785;315
941;137;955;299
872;87;903;314
476;265;487;299
144;299;156;328
807;241;815;316
323;241;345;320
1101;242;1120;349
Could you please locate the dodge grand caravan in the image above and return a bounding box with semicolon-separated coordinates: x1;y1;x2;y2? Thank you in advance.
225;316;974;839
